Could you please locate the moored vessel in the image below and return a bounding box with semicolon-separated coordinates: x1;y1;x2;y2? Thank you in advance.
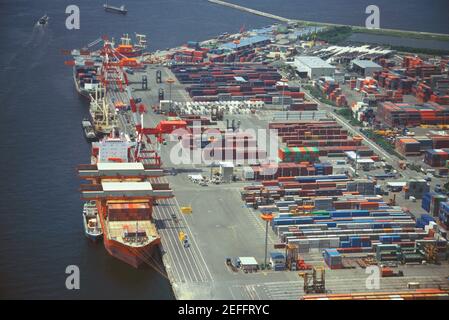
82;118;98;142
115;33;146;58
72;50;103;100
78;134;171;268
83;201;103;241
89;87;118;137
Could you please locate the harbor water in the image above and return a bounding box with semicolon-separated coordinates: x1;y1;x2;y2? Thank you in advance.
0;0;447;299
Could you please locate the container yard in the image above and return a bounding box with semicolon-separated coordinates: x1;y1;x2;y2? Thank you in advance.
60;12;449;302
5;0;449;306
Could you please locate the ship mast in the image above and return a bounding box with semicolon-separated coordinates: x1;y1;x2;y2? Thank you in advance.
103;97;109;127
135;33;147;50
121;33;131;46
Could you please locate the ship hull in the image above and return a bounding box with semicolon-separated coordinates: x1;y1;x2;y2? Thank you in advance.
88;110;114;138
95;201;161;268
73;69;93;100
103;237;160;268
84;134;98;143
85;230;103;242
121;49;143;58
104;6;127;15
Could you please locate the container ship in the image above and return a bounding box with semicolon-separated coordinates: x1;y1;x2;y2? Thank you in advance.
78;132;171;268
71;50;103;99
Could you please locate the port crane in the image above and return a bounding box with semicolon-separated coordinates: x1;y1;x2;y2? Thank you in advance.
299;266;326;294
134;115;188;167
134;33;147;50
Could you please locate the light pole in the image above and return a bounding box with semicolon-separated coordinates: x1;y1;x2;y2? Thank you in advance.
261;213;273;269
280;78;288;111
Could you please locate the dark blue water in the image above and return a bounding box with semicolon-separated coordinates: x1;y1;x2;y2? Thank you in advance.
235;0;449;34
0;0;446;299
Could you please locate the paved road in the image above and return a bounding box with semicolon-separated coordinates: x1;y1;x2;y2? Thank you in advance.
151;182;213;284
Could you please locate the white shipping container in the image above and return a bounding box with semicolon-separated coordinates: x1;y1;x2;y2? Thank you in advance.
242;166;254;180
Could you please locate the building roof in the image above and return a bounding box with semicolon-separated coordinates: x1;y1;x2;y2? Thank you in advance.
356;158;375;164
351;59;382;69
295;56;335;69
238;256;258;265
220;162;235;168
220;35;270;50
387;182;407;187
101;181;153;192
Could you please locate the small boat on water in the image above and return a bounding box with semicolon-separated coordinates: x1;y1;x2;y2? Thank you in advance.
37;14;49;26
82;118;98;142
104;3;127;14
83;201;103;241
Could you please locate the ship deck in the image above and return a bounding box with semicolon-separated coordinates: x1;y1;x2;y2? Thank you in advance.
107;220;159;247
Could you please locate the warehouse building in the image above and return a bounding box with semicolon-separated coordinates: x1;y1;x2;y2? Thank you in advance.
220;35;271;51
351;59;382;77
294;56;336;78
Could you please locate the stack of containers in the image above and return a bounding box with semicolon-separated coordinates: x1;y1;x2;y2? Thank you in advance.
273;207;427;254
250;162;334;180
270;121;371;157
398;78;414;94
278;147;320;162
424;149;449;167
415;83;433;103
313;163;333;175
377;102;449;127
414;136;433;151
416;214;435;228
323;249;343;269
107;203;151;221
395;138;421;156
431;135;449;149
438;202;449;228
422;192;447;216
289;101;318;111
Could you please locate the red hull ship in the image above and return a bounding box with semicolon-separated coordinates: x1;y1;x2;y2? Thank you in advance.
79;134;170;268
98;199;161;268
115;33;146;58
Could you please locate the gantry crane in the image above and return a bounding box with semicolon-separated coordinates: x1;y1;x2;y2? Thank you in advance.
134;118;188;167
299;266;326;294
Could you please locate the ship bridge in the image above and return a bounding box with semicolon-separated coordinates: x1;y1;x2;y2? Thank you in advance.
78;162;173;200
78;162;164;179
80;180;173;200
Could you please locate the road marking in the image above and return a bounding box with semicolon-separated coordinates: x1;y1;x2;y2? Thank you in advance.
174;196;214;281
